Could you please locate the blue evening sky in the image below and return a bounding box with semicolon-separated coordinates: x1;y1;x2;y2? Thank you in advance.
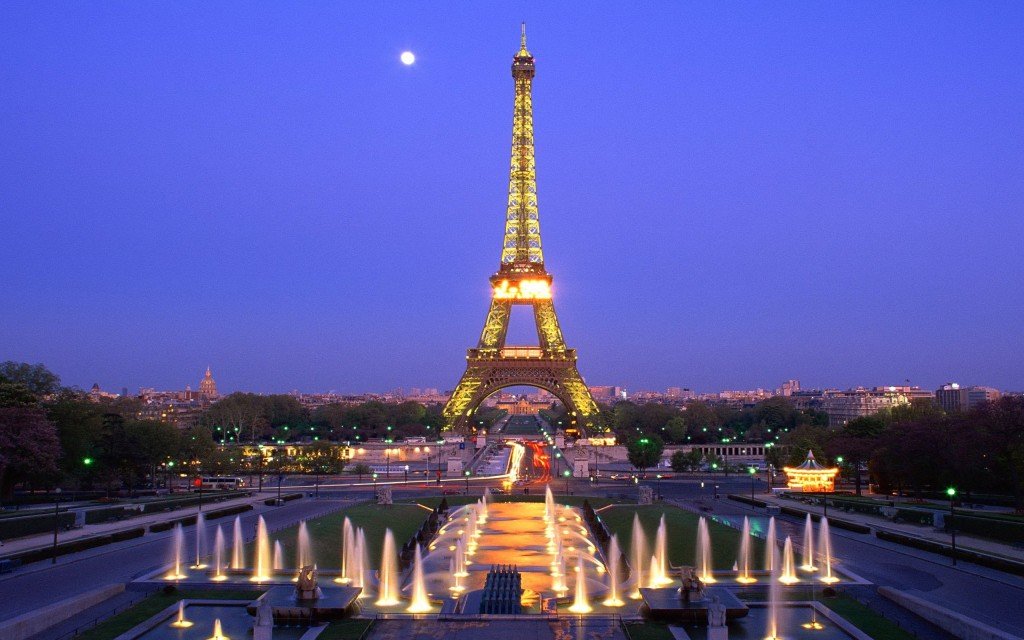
2;3;1022;394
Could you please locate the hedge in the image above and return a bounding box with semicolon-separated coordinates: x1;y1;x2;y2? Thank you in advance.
893;508;935;526
0;527;146;565
264;493;302;506
728;494;767;508
149;503;254;533
948;513;1024;544
84;505;134;524
875;529;1024;576
0;511;77;540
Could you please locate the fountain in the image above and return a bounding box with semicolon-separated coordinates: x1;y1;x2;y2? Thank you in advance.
818;517;838;583
766;551;783;639
603;534;625;606
765;516;777;571
212;525;227;581
336;517;355;584
353;528;367;590
630;514;647;599
651;514;673;586
697;516;716;583
169;600;193;628
449;557;465;593
736;516;755;583
208;618;228;640
544;485;555;521
297;520;312;570
568;554;592;613
165;523;186;580
454;538;468;577
801;513;817;571
193;512;207;568
273;541;284;571
375;529;400;606
232;516;245;569
779;536;798;584
407;544;432;612
251;516;272;582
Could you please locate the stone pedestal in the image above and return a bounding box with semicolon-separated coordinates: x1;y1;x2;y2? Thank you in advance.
708;626;728;640
253;626;273;640
376;487;393;505
638;486;654;505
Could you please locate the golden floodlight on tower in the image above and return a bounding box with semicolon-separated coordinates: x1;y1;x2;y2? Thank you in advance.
783;450;839;493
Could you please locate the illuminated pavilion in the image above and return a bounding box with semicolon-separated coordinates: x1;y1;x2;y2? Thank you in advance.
783;450;839;493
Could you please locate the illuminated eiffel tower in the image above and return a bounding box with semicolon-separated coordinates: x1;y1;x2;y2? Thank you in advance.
444;26;600;436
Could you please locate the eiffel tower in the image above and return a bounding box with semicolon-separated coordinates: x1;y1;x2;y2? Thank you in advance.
444;26;600;436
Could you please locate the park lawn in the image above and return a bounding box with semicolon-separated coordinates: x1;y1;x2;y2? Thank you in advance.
269;502;429;570
596;504;761;570
318;618;376;639
74;589;263;640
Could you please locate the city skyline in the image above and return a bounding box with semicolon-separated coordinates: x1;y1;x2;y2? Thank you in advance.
3;4;1023;394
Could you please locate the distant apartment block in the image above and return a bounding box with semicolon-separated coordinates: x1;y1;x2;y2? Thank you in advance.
820;386;934;428
935;383;1000;413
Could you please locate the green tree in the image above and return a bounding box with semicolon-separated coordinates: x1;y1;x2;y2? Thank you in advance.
627;434;664;473
670;448;704;472
663;416;688;443
826;415;884;495
0;362;62;397
0;407;62;498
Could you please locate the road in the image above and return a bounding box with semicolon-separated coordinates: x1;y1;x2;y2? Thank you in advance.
0;496;346;623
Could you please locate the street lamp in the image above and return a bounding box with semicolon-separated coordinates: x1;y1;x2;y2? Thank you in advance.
464;470;471;494
404;464;409;486
563;469;571;494
373;472;378;492
749;466;757;500
656;474;662;500
947;487;957;566
51;487;62;564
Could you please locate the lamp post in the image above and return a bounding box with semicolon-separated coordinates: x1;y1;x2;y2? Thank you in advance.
656;474;662;501
749;466;757;500
373;473;378;492
404;464;409;486
464;470;471;494
947;487;957;566
564;469;571;494
386;447;391;479
51;488;62;564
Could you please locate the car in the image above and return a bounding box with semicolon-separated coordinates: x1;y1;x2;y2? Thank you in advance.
442;489;461;495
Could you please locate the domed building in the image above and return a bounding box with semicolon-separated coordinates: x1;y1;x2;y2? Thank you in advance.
199;366;219;400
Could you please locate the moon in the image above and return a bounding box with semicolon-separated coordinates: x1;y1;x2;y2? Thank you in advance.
400;51;415;66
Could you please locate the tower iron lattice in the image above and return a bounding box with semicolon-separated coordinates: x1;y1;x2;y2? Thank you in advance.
443;25;600;436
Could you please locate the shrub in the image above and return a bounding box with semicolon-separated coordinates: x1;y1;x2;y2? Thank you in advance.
0;511;76;540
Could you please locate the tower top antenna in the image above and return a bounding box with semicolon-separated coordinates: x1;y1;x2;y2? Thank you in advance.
518;22;530;57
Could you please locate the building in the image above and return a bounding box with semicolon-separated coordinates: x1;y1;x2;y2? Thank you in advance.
666;387;696;400
820;386;933;428
778;380;800;397
589;386;627;402
199;366;219;399
935;383;1000;413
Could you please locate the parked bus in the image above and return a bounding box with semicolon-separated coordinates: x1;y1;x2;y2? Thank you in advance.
198;476;245;490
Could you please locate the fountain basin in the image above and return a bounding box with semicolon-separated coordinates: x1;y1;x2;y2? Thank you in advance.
639;587;748;622
249;586;362;621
